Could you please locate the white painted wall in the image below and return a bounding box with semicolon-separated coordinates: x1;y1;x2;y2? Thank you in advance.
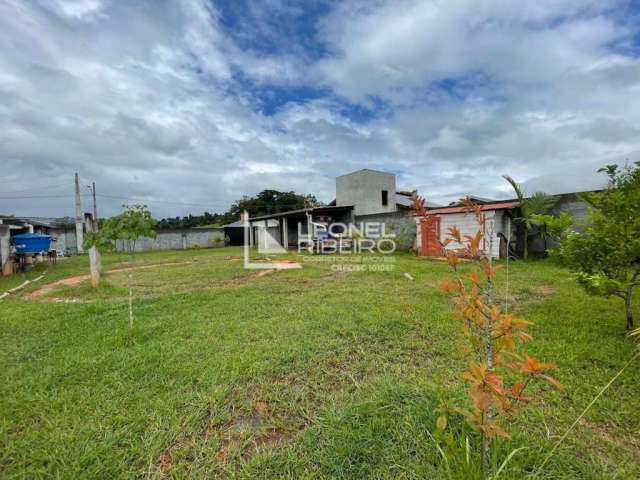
253;219;287;252
416;209;514;258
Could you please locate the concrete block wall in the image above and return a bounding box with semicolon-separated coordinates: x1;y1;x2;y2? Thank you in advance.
530;193;592;254
114;228;225;252
550;193;590;231
336;169;397;216
50;227;78;255
353;211;415;251
49;227;224;254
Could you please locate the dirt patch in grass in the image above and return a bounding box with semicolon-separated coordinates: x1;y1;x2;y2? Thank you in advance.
496;283;556;309
581;419;640;453
156;393;300;475
25;274;91;299
24;261;196;300
23;260;299;302
534;284;555;296
211;387;299;465
255;269;275;278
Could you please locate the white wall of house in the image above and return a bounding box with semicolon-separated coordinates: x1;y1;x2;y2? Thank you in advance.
256;226;281;250
252;219;286;251
416;209;515;258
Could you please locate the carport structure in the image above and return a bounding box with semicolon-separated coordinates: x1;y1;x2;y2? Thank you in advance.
247;205;354;251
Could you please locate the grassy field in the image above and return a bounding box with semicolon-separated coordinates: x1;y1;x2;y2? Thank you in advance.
0;247;638;479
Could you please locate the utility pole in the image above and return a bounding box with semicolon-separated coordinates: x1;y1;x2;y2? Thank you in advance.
75;172;84;253
88;182;98;230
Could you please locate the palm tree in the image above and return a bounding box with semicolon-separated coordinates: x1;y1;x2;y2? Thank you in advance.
503;175;556;259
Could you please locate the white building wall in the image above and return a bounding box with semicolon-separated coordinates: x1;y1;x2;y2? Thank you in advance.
252;219;285;251
50;227;77;255
416;210;514;259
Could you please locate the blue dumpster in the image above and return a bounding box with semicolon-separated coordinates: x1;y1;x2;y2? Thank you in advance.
11;233;52;254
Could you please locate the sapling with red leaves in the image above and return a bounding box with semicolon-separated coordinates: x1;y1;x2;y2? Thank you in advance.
412;195;561;479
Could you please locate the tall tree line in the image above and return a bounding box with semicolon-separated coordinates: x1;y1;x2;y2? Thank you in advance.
157;190;320;229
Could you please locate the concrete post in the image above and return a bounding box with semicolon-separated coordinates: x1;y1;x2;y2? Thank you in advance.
25;224;35;265
282;217;288;249
75;172;84;253
89;246;101;288
0;225;11;276
91;181;98;230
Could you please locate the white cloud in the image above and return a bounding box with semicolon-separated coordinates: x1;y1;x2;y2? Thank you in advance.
40;0;106;21
0;0;638;218
316;0;624;102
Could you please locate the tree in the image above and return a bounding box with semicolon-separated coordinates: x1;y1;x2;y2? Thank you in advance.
156;190;319;229
103;204;156;253
413;195;560;478
157;211;224;229
226;190;320;222
102;205;156;328
530;212;574;253
557;162;640;331
503;176;556;259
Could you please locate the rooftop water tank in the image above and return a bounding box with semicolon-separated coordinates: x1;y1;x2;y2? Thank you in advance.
11;233;52;254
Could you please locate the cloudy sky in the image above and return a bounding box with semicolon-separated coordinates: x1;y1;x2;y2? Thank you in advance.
1;0;638;219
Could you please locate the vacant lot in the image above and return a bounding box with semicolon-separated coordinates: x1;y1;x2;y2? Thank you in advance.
1;248;638;479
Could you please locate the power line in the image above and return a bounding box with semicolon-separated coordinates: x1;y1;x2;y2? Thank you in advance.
1;188;316;216
0;194;91;199
95;194;228;208
94;194;311;209
0;192;308;211
0;183;71;195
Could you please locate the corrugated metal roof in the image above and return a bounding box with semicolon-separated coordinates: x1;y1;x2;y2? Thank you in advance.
248;205;354;221
395;195;413;207
448;195;497;206
223;220;245;228
424;201;520;215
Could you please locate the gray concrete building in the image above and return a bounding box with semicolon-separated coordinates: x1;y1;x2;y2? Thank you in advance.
246;169;418;251
336;169;400;216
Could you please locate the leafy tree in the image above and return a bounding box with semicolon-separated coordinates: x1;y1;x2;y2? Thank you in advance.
413;196;560;479
530;212;574;252
227;190;320;221
557;162;640;331
157;211;225;229
102;205;156;328
103;204;156;252
156;190;319;229
503;176;556;259
531;212;574;241
83;230;115;253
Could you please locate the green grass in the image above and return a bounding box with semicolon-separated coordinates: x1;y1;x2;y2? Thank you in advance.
0;247;638;479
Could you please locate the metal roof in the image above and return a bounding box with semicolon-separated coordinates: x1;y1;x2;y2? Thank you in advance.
424;201;520;215
249;205;353;221
222;220;245;228
395;195;413;208
448;195;497;206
